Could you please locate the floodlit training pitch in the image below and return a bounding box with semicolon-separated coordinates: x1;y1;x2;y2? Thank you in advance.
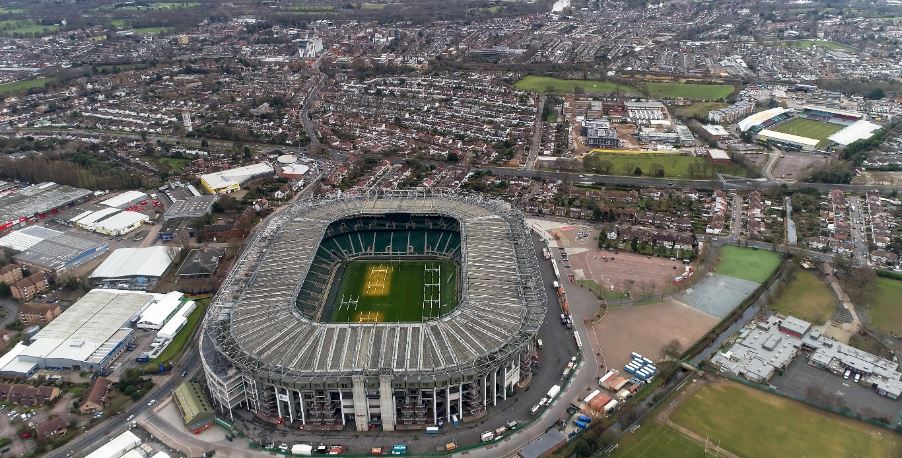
771;117;845;146
714;246;781;283
330;259;458;323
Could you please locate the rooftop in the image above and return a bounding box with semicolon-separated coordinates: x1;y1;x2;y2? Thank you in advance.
89;246;177;279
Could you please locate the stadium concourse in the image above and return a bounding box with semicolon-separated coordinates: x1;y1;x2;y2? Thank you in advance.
201;190;547;432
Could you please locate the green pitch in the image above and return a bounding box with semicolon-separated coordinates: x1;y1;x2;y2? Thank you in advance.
329;259;458;323
670;382;902;457
715;246;781;283
771;118;844;146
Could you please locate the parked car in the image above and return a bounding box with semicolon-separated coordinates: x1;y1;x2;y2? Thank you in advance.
854;373;861;383
843;369;851;379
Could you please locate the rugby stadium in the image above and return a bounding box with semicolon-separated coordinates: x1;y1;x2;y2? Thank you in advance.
200;189;547;431
738;106;882;151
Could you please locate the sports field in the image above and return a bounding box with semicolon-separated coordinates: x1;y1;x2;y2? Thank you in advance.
866;277;902;335
615;421;704;458
0;77;56;95
645;82;734;101
771;117;844;146
715;246;781;283
670;381;902;457
584;152;713;178
513;76;636;95
330;259;458;323
768;269;836;324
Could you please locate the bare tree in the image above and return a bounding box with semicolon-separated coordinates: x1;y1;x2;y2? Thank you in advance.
659;338;683;361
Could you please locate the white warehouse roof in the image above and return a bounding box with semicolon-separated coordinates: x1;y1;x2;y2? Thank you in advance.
137;291;185;330
157;300;196;340
90;211;149;234
90;246;177;279
15;289;155;366
100;190;147;208
85;430;142;458
0;226;63;252
200;162;274;191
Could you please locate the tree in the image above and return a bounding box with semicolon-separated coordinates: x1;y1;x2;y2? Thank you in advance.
867;88;885;100
0;282;9;298
650;163;665;177
660;338;683;361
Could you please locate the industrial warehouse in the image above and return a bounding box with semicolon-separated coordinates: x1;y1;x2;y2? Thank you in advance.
0;289;192;376
89;246;178;290
712;315;902;400
0;181;93;234
199;162;275;194
201;190;547;431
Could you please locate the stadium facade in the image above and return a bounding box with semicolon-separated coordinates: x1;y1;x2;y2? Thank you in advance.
200;190;546;431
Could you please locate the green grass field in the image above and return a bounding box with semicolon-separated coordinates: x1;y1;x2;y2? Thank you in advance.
671;101;727;119
645;82;734;101
771;117;844;147
330;260;458;323
777;39;853;52
0;19;59;36
131;27;173;35
0;77;57;95
715;246;781;283
514;76;636;95
585;152;716;178
769;269;836;324
670;382;902;457
615;421;705;458
865;277;902;335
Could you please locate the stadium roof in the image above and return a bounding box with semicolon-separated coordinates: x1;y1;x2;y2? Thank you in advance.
16;289;154;364
801;105;862;119
204;190;545;381
756;129;820;147
738;107;787;132
828;120;882;146
100;190;147;208
90;246;177;279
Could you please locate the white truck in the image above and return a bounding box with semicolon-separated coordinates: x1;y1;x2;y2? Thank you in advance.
546;384;561;401
291;444;313;456
480;431;495;442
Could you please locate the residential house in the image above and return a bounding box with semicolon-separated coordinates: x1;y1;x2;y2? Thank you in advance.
79;377;111;414
35;417;68;440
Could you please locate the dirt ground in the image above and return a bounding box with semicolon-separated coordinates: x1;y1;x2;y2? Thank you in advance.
590;298;719;371
853;170;902;186
740;151;768;169
771;152;829;180
570;249;688;297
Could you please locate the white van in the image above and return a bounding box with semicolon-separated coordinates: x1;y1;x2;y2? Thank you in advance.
536;339;543;349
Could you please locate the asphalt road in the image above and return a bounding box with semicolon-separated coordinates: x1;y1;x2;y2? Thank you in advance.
47;330;203;458
486;166;902;193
